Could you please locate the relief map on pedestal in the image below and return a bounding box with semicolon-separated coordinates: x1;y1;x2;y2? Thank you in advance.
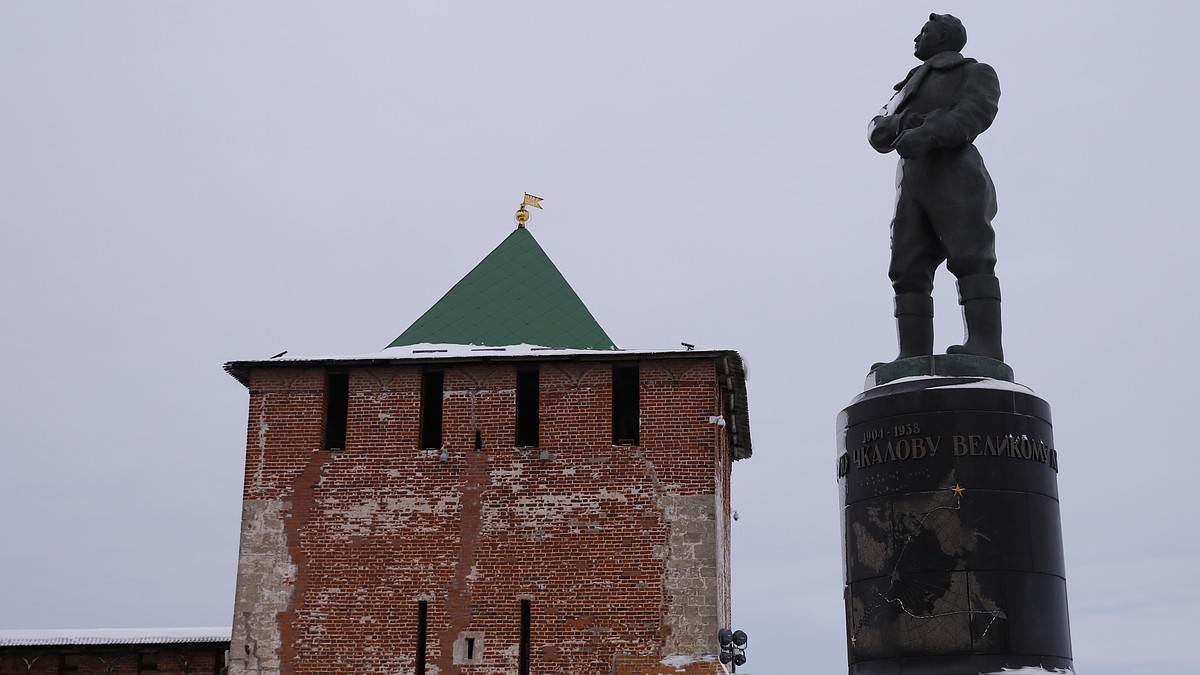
847;487;1006;656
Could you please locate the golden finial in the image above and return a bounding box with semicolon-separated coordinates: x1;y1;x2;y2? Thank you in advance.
515;192;543;228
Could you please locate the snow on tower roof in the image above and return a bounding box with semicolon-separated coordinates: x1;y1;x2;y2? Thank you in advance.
0;627;231;647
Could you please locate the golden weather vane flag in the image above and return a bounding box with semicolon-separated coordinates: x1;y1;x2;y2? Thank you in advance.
515;192;544;228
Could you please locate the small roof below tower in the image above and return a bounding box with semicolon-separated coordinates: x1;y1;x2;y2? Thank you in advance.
389;226;616;350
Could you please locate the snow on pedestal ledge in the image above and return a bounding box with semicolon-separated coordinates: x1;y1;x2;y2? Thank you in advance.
984;662;1080;667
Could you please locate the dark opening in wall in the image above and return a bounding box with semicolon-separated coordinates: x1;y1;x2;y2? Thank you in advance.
519;599;531;675
421;369;444;450
612;364;640;445
138;652;158;675
324;372;349;451
416;600;427;675
453;632;484;665
516;367;539;447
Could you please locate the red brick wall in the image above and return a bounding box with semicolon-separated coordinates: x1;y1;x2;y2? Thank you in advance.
612;655;728;675
0;645;226;675
229;357;735;675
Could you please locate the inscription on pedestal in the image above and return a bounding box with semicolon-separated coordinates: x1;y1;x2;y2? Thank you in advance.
837;419;1058;479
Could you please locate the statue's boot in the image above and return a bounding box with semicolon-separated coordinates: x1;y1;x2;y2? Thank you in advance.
872;294;934;370
946;274;1004;361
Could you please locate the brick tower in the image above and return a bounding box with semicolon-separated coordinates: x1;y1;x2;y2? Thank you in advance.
225;214;752;675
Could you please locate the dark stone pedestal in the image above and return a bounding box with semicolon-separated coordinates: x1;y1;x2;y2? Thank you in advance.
837;360;1073;675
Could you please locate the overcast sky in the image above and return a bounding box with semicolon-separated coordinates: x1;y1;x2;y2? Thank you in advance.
2;3;1197;674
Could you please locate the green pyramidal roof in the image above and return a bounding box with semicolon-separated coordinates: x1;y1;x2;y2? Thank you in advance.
389;227;616;349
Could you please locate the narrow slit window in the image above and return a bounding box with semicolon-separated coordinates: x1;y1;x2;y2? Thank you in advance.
324;372;349;451
416;600;428;675
519;599;531;675
516;367;539;447
612;364;640;445
454;632;483;664
421;369;444;450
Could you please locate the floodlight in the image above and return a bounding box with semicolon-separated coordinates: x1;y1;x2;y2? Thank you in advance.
717;628;733;647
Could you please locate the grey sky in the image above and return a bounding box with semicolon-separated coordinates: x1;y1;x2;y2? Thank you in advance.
2;3;1197;673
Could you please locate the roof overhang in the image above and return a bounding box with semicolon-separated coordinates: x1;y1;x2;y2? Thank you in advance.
0;627;231;647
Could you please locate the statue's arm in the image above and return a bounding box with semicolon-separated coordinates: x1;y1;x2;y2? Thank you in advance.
897;64;1000;155
868;115;902;153
869;112;925;154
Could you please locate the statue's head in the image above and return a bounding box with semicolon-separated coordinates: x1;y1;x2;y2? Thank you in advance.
914;13;967;61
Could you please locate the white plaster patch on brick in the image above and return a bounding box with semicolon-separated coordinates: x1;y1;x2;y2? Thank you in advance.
229;499;296;675
499;642;520;660
637;453;668;497
327;499;380;535
661;654;718;666
509;493;595;519
714;456;732;632
323;493;459;535
387;495;459;514
661;494;721;657
347;499;381;520
451;631;485;665
444;388;499;402
489;466;525;483
253;403;269;492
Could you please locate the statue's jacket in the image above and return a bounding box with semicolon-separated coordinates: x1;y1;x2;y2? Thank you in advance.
868;51;1000;156
869;50;1002;292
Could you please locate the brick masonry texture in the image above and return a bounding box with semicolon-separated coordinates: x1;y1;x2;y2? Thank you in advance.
228;357;740;675
0;646;226;675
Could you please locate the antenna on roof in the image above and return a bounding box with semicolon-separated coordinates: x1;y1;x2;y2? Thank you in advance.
515;192;543;228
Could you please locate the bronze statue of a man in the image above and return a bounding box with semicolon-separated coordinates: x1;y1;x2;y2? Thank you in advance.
869;13;1004;364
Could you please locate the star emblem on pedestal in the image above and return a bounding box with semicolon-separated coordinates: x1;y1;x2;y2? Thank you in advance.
951;484;966;496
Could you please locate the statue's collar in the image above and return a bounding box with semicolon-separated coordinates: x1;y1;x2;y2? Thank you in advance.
925;51;973;70
894;52;976;90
